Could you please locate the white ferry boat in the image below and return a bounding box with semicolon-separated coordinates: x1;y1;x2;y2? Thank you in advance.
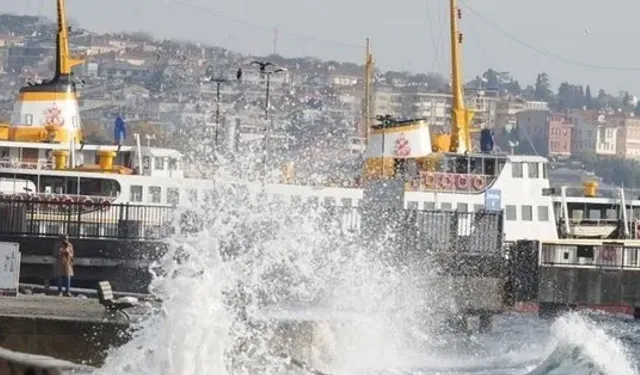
0;0;564;243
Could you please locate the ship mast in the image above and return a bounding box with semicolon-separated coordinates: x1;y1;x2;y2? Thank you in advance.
363;38;374;142
55;0;83;79
448;0;473;154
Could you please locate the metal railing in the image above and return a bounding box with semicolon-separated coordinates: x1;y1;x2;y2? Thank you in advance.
0;198;175;240
320;206;504;253
540;242;640;270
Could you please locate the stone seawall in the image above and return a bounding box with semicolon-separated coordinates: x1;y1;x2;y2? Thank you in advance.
0;315;131;366
0;346;95;374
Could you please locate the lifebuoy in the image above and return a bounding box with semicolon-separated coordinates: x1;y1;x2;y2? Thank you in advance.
472;176;486;190
100;199;111;210
82;198;94;210
438;174;453;189
423;172;436;188
600;245;618;262
456;175;470;190
61;195;74;206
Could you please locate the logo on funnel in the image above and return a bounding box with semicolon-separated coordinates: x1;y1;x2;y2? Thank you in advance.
43;104;65;127
394;133;411;156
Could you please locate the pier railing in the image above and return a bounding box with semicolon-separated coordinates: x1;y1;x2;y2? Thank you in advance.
0;198;175;240
0;198;504;250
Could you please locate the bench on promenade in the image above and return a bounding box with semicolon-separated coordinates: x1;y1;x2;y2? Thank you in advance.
96;281;137;320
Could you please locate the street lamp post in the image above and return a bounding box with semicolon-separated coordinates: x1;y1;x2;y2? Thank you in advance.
250;60;286;181
203;65;242;147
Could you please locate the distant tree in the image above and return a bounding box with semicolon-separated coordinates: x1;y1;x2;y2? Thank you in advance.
82;122;109;143
585;85;593;109
634;102;640;116
521;85;535;100
534;73;553;102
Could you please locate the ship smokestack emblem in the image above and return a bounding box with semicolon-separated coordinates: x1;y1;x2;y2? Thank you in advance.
394;133;411;156
43;104;65;126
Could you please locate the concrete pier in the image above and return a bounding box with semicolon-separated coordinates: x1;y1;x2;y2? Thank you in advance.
0;295;154;366
0;346;95;375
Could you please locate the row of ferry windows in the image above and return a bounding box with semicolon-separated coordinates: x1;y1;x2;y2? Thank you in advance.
512;162;548;179
126;185;550;222
21;114;79;128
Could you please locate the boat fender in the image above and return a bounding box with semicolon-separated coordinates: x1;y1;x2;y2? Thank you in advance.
472;176;486;190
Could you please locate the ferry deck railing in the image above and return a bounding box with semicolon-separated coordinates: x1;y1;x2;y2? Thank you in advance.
540;242;640;270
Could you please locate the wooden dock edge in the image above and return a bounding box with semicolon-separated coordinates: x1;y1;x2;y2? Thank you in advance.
0;346;96;374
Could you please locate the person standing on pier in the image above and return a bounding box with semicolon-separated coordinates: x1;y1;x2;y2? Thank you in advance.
55;235;74;297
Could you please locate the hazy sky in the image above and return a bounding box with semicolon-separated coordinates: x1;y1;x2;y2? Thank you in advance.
2;0;640;94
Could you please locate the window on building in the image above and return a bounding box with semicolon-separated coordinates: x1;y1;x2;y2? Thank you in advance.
528;162;539;178
537;205;549;221
149;186;161;203
512;162;523;178
167;188;179;206
154;157;164;170
187;189;197;203
130;185;142;202
506;205;517;221
521;205;533;221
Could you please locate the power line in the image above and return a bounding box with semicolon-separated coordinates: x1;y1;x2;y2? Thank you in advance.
460;0;640;72
167;0;363;50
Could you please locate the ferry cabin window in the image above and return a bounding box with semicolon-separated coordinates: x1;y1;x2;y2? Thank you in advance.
424;201;435;210
167;188;179;206
149;186;162;203
130;185;143;202
577;245;594;258
169;158;178;171
528;163;539;178
537;206;549;221
324;197;336;206
341;198;352;207
505;205;517;221
407;201;419;210
474;204;483;212
440;202;452;210
521;205;533;221
542;163;548;179
24;114;33;126
457;203;468;212
187;189;197;203
628;248;639;267
154;157;164;170
483;158;495;176
512;162;523;178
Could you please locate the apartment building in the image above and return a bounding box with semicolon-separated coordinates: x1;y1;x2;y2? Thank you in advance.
569;109;618;156
613;114;640;159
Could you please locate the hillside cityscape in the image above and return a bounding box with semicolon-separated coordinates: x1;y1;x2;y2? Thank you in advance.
0;13;639;187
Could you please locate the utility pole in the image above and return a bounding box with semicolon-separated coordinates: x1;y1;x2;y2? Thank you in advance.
273;27;278;55
251;60;286;181
363;38;373;143
203;65;242;148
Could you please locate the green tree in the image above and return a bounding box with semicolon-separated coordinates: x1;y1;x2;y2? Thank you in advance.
585;85;593;109
534;73;553;102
